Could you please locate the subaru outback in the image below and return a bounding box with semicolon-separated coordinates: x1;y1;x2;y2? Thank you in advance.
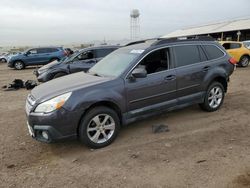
25;37;236;148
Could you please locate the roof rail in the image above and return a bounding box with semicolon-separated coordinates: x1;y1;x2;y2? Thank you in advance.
151;36;215;46
124;38;159;46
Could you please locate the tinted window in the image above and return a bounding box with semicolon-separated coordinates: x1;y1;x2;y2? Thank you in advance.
37;48;50;53
174;45;200;67
49;48;59;52
95;48;116;58
222;43;241;49
203;45;224;60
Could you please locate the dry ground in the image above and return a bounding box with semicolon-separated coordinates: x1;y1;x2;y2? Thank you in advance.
0;63;250;188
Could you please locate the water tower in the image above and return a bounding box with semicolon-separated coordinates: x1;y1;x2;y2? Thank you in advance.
130;9;140;40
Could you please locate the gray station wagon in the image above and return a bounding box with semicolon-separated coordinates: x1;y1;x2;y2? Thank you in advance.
25;37;235;148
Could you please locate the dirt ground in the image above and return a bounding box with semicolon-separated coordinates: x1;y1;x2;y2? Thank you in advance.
0;63;250;188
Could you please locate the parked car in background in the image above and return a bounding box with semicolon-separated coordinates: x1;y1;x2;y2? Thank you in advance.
7;47;67;70
219;41;250;67
25;37;235;148
34;46;119;82
0;52;9;62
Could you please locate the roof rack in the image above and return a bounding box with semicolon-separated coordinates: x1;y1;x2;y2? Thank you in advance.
125;36;215;47
151;36;215;46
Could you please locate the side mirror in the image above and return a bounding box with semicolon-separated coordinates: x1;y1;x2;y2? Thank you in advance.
131;67;147;78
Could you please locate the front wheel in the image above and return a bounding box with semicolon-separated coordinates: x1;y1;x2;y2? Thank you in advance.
199;82;225;112
79;106;120;149
14;61;25;70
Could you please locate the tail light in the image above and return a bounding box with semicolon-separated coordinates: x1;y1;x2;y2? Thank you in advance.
228;57;238;65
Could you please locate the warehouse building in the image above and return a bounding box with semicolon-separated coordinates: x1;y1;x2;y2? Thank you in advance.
162;18;250;41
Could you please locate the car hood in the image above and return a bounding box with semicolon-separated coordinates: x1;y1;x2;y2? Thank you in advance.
31;72;112;102
39;60;62;71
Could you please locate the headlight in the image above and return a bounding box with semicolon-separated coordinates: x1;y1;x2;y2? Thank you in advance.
34;92;72;113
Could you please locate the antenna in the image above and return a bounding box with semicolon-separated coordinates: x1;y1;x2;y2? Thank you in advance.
130;9;140;40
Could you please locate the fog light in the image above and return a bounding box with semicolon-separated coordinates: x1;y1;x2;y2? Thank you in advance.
42;131;49;140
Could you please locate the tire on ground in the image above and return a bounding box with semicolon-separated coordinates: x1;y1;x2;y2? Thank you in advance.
78;106;120;149
199;81;225;112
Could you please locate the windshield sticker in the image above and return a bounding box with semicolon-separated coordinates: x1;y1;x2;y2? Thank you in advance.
130;49;145;54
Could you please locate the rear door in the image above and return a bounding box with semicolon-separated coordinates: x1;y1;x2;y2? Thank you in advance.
173;44;208;104
37;48;51;64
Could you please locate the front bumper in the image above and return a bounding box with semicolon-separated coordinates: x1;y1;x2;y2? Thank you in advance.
26;101;80;143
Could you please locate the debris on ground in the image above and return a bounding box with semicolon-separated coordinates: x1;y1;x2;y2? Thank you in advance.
196;160;207;163
152;124;169;133
6;164;16;169
2;79;38;91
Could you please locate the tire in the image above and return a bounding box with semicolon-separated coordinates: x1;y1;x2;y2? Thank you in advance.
14;61;25;70
199;82;225;112
78;106;120;149
238;56;249;67
1;58;7;63
53;72;67;79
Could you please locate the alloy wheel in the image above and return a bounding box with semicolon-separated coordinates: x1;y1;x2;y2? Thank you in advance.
208;86;223;109
87;114;116;144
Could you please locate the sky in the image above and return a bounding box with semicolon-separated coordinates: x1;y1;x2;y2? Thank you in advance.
0;0;250;46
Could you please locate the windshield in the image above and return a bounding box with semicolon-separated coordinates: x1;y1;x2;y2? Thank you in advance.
89;48;140;77
243;41;250;49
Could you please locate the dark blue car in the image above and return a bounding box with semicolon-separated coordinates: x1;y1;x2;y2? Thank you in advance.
35;46;119;82
7;47;67;70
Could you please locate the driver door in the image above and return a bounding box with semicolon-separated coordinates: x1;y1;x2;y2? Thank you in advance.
69;50;96;73
125;47;177;118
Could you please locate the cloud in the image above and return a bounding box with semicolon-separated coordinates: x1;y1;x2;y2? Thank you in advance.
0;0;249;46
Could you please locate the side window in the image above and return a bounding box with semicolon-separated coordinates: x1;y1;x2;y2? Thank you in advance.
29;49;37;54
48;48;59;53
95;49;114;58
37;48;49;54
77;51;94;60
203;45;224;60
137;48;170;74
222;43;230;50
174;45;200;67
230;43;241;49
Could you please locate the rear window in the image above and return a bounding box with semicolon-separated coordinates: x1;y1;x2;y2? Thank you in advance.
173;45;201;67
222;43;241;49
203;45;224;60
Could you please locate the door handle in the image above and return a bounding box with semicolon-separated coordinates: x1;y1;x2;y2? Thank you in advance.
202;66;210;72
164;75;176;81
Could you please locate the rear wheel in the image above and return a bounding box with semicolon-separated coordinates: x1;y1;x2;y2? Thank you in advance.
238;56;249;67
199;82;225;112
14;61;25;70
78;106;120;149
